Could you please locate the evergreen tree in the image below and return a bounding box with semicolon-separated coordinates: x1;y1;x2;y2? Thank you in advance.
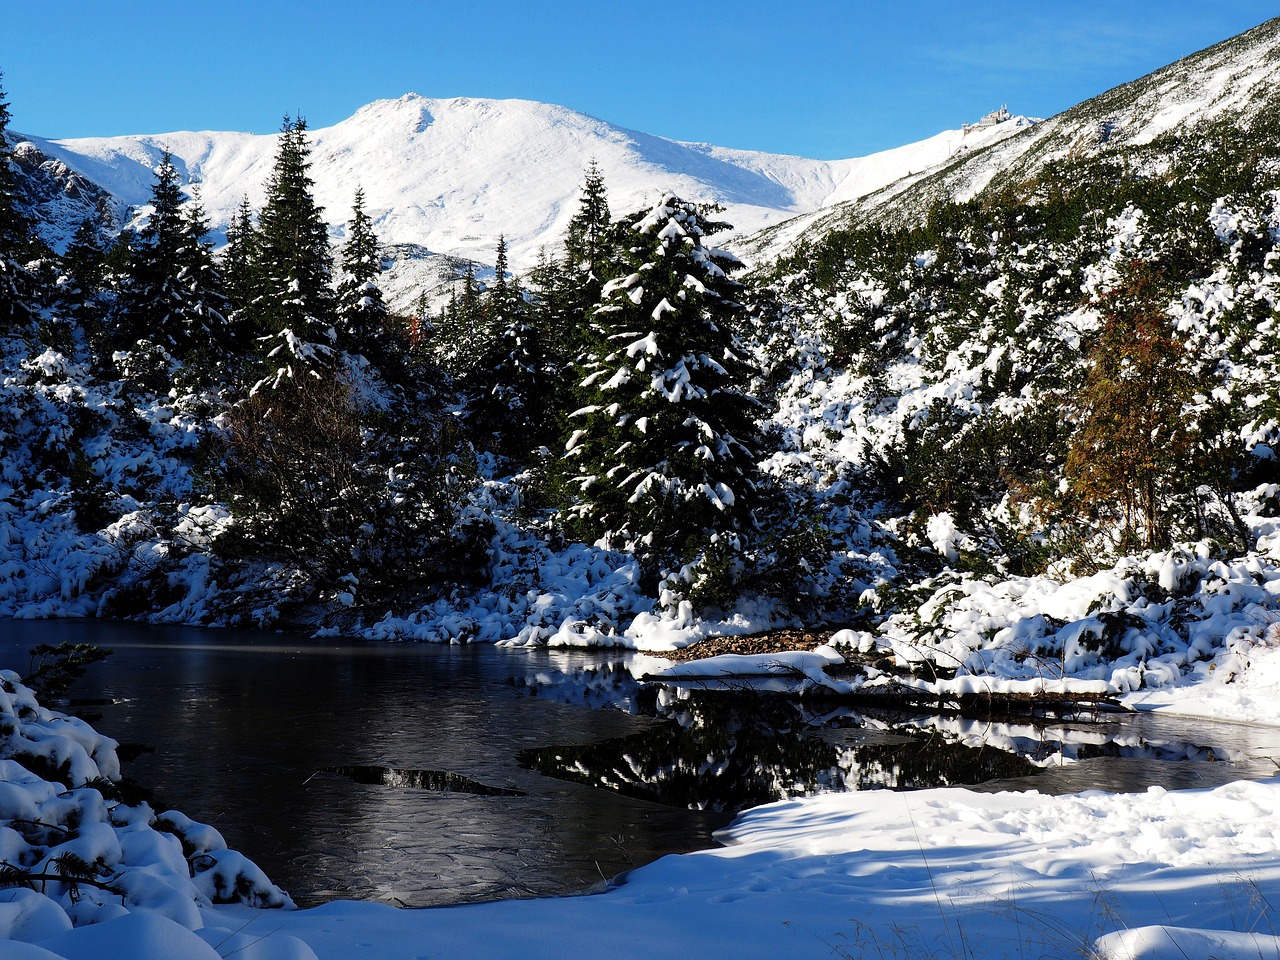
0;72;38;330
176;194;234;365
335;187;392;367
490;234;511;309
56;218;109;347
459;263;482;335
469;237;554;456
565;195;762;574
525;162;616;357
524;165;619;445
251;115;335;385
61;219;106;292
111;152;229;375
434;263;487;374
550;160;614;351
564;159;611;284
221;196;260;349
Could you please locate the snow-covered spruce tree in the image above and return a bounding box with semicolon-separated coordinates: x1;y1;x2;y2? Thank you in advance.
213;154;477;617
433;262;490;375
111;152;230;386
468;236;556;457
525;163;619;450
565;195;762;581
55;218;109;346
219;196;261;354
564;159;612;287
543;160;614;348
249;116;336;386
0;73;40;332
335;186;396;371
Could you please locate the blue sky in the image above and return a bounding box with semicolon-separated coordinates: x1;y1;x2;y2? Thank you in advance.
1;2;1274;159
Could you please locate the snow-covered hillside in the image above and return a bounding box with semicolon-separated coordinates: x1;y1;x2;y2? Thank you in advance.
14;95;1030;279
743;15;1280;259
735;112;1036;262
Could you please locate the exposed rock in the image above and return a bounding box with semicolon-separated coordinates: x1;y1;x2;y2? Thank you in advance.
6;137;123;252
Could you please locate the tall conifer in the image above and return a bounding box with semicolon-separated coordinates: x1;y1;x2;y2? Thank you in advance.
564;159;611;282
335;186;391;366
252;116;335;383
566;195;761;571
0;73;37;330
112;152;228;367
57;218;108;346
470;236;554;456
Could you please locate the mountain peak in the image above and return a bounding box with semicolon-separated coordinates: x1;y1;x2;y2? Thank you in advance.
37;14;1274;307
19;95;845;272
12;89;1040;311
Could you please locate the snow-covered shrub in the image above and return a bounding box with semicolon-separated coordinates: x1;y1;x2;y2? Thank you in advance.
867;541;1280;691
0;670;292;937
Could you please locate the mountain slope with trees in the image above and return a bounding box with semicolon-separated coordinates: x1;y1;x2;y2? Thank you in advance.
741;16;1280;263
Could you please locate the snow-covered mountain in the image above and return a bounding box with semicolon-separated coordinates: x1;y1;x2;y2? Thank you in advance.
11;95;1030;282
11;16;1280;300
741;16;1280;261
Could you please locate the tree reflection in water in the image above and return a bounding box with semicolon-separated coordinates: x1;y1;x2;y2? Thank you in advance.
508;657;1275;813
518;693;1041;812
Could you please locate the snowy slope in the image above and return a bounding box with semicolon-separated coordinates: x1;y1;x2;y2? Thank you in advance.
743;15;1280;259
17;96;827;270
14;95;1028;277
733;115;1036;261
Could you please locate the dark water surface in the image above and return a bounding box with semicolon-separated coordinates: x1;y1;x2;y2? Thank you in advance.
3;619;1279;908
2;620;727;907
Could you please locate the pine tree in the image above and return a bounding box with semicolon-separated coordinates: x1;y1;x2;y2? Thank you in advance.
565;195;762;572
550;161;614;354
177;194;233;364
111;152;229;374
112;151;183;357
469;236;554;456
434;263;487;374
251;115;335;385
564;159;611;284
335;187;392;367
0;72;38;330
524;162;616;356
490;235;511;309
221;196;260;349
459;263;482;334
524;165;619;446
56;218;108;344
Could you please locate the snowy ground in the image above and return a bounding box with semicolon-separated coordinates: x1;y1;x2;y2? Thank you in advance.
4;663;1280;960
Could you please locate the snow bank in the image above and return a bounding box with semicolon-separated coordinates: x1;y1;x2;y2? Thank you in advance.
120;776;1280;960
857;542;1280;722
